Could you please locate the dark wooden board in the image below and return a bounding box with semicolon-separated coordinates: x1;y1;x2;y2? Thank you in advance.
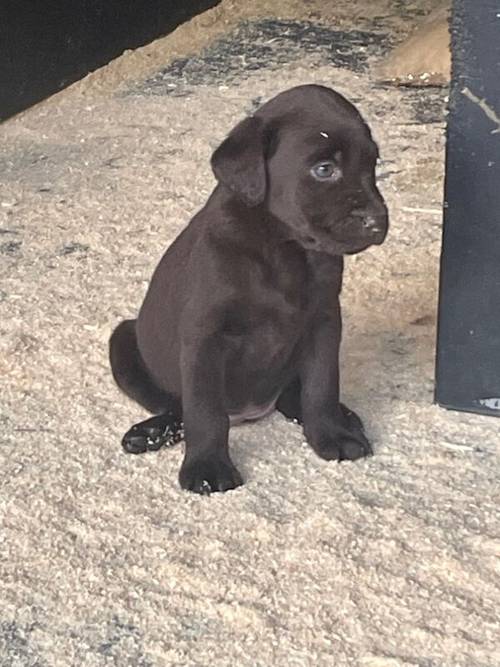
435;0;500;416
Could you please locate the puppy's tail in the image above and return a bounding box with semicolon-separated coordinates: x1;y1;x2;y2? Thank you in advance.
109;319;180;416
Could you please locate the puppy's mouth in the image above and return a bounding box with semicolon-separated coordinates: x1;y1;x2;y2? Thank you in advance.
343;242;375;255
300;232;384;256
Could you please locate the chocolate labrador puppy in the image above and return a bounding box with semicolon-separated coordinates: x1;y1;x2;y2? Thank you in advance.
109;84;388;494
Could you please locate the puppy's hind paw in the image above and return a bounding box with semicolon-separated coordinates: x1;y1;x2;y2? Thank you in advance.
121;413;184;454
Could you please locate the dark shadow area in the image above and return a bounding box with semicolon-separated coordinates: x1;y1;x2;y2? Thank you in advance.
0;0;220;121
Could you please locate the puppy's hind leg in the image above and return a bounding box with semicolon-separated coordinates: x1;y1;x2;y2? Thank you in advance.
109;319;183;453
276;377;303;423
110;319;173;412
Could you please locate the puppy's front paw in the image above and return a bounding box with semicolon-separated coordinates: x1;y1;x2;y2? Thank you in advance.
179;455;243;494
308;406;372;462
340;403;364;432
311;403;373;461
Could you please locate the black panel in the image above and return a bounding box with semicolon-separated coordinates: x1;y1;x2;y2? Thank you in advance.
435;0;500;416
0;0;220;121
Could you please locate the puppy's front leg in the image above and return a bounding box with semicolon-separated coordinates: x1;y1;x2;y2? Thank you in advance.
179;338;243;494
300;304;372;462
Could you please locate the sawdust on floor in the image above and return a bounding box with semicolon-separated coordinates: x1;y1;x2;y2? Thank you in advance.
1;1;499;666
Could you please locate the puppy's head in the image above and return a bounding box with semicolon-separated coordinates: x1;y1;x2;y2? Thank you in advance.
211;84;388;255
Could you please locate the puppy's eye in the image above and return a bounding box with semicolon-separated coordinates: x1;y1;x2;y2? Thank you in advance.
311;162;342;182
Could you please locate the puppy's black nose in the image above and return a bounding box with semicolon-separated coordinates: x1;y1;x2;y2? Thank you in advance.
362;215;383;233
351;209;387;235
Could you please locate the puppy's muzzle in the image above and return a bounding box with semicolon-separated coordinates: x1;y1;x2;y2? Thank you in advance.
351;208;388;244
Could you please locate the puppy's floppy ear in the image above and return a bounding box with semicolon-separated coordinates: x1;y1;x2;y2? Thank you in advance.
211;116;267;206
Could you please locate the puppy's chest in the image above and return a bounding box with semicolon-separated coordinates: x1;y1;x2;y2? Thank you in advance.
223;249;341;352
244;257;309;326
224;265;310;356
223;310;300;383
224;291;305;345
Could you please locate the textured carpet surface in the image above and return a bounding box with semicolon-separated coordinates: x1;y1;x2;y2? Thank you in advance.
1;1;499;666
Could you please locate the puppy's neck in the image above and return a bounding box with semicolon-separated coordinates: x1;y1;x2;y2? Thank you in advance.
208;185;292;246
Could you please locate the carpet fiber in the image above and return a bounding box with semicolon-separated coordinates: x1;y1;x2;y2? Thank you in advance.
1;1;499;665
